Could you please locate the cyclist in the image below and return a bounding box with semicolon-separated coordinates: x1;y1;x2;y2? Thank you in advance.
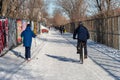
73;21;90;58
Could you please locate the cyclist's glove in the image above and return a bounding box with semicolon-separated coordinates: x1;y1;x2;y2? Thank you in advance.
73;37;76;39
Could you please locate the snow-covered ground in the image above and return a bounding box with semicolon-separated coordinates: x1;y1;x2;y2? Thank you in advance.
0;28;119;80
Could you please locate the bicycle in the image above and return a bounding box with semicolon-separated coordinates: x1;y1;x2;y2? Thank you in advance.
77;41;85;64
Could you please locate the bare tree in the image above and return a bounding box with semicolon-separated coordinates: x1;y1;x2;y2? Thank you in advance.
0;0;2;13
0;0;25;18
1;0;10;16
55;0;87;22
87;0;120;18
52;9;68;26
0;0;44;21
25;0;44;20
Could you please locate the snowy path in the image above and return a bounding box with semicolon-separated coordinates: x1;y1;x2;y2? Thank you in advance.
0;29;117;80
62;32;120;80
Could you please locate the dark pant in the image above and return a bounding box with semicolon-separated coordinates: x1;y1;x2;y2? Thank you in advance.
77;40;87;56
25;47;31;59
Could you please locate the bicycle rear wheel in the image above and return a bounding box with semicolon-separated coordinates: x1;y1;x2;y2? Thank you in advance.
80;47;84;64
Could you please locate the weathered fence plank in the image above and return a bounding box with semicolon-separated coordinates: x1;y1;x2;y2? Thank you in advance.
64;15;120;49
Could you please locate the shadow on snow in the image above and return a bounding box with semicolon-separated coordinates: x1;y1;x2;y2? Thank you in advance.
10;50;25;59
61;33;120;80
45;54;80;64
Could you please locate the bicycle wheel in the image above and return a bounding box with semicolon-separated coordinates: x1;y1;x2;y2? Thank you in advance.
79;43;84;64
78;46;81;62
80;47;84;64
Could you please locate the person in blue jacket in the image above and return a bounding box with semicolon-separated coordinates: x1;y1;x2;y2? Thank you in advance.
73;21;90;58
21;24;36;61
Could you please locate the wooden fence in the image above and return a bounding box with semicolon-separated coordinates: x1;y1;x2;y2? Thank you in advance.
64;15;120;50
84;16;120;49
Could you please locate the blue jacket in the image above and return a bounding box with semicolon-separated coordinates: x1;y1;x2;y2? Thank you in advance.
73;25;90;41
21;26;36;47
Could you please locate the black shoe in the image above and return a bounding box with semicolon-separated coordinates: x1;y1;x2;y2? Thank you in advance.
84;55;87;59
77;51;79;54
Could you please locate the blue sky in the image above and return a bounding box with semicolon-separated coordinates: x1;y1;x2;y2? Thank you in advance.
48;3;55;16
45;0;120;17
45;0;56;17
